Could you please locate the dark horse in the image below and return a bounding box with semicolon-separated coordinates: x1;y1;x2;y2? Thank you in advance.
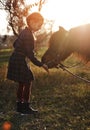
42;24;90;68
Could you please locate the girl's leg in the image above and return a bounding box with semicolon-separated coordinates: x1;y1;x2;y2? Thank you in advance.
16;81;38;114
17;82;24;102
23;82;32;102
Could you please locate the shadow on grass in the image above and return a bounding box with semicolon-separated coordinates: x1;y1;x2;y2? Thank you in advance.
0;71;90;130
0;49;12;66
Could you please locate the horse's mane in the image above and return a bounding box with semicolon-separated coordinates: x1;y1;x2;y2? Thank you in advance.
49;25;90;62
69;24;90;62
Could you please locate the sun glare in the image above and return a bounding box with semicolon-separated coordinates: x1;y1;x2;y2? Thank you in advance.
42;0;90;30
26;0;90;30
0;10;8;35
0;0;90;34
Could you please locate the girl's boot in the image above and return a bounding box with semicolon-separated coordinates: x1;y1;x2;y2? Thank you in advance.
17;102;38;115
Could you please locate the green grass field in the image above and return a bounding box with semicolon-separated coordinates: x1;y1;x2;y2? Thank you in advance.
0;48;90;130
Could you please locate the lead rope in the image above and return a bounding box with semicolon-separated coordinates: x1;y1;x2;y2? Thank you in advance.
57;63;90;84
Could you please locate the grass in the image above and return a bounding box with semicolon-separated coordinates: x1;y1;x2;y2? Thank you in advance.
0;48;90;130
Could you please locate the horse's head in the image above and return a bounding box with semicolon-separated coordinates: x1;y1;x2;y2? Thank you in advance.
42;24;90;68
42;27;72;68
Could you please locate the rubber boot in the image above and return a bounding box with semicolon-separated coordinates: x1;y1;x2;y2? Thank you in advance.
22;102;38;115
16;101;23;113
17;102;38;115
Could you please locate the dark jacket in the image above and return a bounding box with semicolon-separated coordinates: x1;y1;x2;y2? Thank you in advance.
7;27;43;83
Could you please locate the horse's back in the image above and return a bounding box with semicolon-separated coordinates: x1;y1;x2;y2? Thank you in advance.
69;24;90;58
70;24;90;38
69;24;90;45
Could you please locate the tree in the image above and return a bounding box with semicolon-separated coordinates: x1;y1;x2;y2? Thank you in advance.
0;0;47;36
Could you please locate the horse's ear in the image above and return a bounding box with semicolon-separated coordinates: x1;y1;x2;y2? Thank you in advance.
59;26;65;31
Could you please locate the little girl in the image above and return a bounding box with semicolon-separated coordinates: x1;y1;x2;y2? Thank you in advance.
7;12;49;115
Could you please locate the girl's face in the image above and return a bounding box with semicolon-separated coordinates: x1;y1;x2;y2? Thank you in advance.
29;19;43;31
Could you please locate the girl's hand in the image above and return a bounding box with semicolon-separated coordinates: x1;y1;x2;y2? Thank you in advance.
42;64;49;73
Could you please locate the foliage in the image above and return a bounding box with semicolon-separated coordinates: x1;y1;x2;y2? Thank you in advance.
0;48;90;130
0;0;47;35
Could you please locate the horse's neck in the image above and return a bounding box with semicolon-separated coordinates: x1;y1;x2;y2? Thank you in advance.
58;32;73;61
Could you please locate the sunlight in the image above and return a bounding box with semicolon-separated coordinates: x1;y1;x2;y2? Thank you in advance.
26;0;90;30
42;0;90;30
0;10;8;35
0;0;90;35
25;0;39;5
